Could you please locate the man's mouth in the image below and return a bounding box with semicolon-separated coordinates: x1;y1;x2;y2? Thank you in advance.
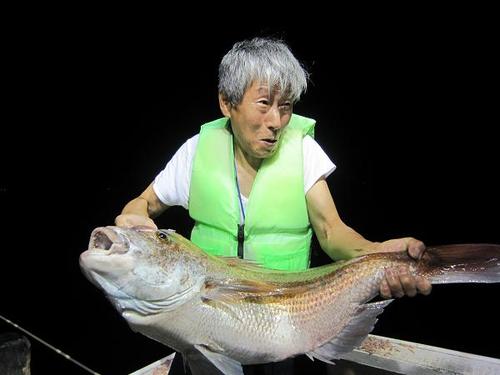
261;138;277;146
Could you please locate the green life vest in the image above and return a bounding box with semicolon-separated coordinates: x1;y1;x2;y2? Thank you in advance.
188;114;316;271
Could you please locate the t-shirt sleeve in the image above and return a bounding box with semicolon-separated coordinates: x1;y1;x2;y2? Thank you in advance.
152;134;199;209
303;135;336;193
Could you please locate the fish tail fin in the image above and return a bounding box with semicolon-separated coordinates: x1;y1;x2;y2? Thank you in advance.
418;244;500;284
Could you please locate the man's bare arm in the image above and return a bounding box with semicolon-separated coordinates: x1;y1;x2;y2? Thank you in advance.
115;183;169;229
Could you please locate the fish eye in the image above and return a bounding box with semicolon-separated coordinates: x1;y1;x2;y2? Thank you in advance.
156;231;169;241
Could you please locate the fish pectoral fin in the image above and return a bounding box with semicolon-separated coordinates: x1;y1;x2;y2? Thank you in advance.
307;299;394;364
222;256;267;270
186;344;244;375
203;276;316;305
183;348;221;375
203;277;285;303
201;298;244;324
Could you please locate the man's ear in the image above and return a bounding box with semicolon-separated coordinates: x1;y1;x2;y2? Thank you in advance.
218;94;231;118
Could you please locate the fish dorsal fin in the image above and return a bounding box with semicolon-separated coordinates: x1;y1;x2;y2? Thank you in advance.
307;299;394;364
186;344;244;375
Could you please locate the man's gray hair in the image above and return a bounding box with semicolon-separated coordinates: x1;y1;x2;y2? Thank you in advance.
218;37;309;106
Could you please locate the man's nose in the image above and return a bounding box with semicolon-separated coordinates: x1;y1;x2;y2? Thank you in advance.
263;106;282;132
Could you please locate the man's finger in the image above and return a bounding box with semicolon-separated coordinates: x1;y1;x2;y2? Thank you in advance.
385;268;404;298
416;276;432;295
398;266;417;297
408;240;426;260
379;279;392;299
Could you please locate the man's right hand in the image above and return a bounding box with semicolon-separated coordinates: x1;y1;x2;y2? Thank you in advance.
114;213;158;229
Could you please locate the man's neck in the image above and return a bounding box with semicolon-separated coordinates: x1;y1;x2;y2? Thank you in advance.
234;145;261;198
234;145;261;174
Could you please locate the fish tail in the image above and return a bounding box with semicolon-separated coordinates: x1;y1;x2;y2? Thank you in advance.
418;244;500;284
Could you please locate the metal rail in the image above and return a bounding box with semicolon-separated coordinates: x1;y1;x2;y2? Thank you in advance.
341;334;500;375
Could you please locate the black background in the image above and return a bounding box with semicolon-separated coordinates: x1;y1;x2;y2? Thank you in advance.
1;7;499;374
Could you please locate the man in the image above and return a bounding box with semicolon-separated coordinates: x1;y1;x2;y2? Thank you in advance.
115;37;431;373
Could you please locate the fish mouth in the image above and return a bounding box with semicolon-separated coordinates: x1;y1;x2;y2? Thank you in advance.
89;227;129;254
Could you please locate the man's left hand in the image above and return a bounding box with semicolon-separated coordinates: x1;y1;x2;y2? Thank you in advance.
377;237;432;299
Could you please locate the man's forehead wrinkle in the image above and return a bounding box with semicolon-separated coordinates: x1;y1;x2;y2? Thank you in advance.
252;84;289;101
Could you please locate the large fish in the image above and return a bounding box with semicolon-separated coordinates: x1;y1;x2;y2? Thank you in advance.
79;226;500;375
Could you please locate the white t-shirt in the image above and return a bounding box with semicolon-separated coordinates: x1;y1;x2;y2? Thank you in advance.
153;134;336;210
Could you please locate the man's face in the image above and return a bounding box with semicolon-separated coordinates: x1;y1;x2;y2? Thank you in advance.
220;81;293;160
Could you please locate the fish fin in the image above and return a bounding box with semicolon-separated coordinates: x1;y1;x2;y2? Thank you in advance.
186;344;244;375
222;257;268;270
202;277;290;303
204;277;278;293
183;348;222;375
307;299;393;364
305;351;335;365
201;298;244;324
419;244;500;284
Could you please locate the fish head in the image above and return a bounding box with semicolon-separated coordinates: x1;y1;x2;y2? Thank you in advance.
80;226;204;317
